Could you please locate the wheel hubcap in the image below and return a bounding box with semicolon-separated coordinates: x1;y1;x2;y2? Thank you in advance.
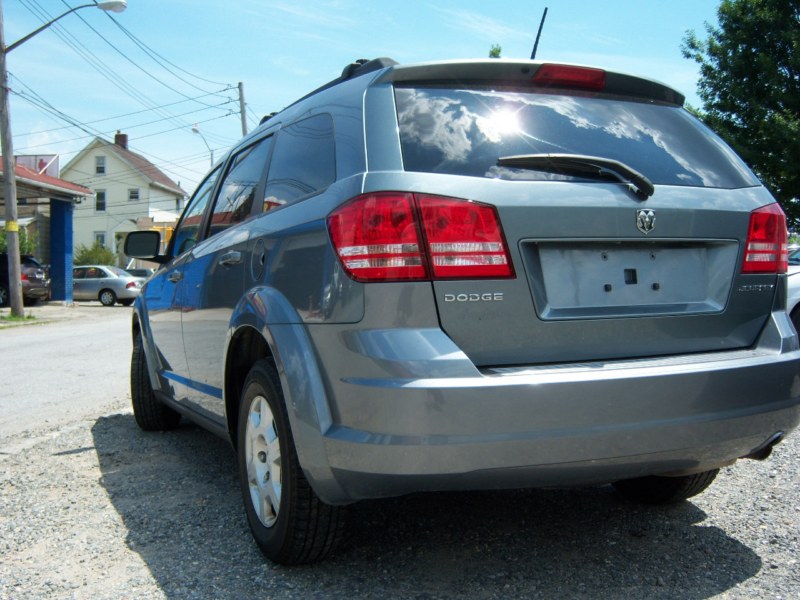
245;394;282;527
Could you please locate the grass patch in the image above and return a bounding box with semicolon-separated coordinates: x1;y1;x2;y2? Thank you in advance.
0;311;36;324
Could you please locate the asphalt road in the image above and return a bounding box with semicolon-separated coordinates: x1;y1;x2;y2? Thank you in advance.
1;305;798;599
0;304;131;445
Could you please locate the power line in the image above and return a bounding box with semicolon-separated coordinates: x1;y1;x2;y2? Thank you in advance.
12;86;235;147
10;76;233;163
56;0;229;109
12;88;235;139
103;11;231;90
21;0;236;139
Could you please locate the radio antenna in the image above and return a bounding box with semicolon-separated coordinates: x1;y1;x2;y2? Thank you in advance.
530;7;549;59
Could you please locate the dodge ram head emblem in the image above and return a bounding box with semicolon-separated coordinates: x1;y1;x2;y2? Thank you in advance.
636;209;656;234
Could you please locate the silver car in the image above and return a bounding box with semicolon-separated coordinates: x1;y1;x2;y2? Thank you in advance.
125;58;800;565
72;265;143;306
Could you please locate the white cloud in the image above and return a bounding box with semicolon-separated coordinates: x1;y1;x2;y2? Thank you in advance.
430;6;532;43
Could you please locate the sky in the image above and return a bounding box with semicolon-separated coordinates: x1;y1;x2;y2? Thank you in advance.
2;0;721;195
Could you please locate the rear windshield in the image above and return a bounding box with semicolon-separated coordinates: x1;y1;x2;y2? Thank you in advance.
394;86;758;189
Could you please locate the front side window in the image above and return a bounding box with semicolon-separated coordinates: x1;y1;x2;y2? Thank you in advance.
95;190;106;212
95;156;106;175
394;86;758;189
209;136;273;237
263;114;335;209
171;167;221;257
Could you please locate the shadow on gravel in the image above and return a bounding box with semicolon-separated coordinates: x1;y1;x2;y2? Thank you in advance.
93;414;760;599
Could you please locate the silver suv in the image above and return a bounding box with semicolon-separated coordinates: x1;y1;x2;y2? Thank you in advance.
126;58;800;565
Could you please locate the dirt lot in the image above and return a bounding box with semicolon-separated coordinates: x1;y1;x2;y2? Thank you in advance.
1;307;799;598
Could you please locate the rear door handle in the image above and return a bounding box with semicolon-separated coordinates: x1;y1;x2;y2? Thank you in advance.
218;251;242;267
168;270;183;283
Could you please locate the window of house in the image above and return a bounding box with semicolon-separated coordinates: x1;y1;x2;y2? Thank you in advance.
128;188;140;202
94;232;106;247
95;156;106;175
171;166;221;256
263;114;335;209
95;190;106;212
209;136;273;237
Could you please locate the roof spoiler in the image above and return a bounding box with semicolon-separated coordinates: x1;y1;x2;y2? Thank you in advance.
261;57;398;125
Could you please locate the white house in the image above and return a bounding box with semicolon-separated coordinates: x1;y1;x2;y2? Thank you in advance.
60;132;186;262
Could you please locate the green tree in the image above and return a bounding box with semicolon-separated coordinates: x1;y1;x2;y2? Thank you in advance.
74;241;116;265
682;0;800;224
0;227;37;255
489;44;502;58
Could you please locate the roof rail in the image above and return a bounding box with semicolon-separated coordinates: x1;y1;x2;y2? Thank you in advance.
260;57;398;125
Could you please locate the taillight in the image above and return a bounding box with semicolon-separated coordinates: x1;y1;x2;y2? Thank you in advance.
20;273;28;281
742;203;788;274
327;193;426;281
418;195;513;279
328;193;514;282
126;281;139;289
532;64;606;91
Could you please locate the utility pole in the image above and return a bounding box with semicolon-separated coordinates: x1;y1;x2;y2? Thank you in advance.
238;82;247;137
0;0;126;316
0;0;24;317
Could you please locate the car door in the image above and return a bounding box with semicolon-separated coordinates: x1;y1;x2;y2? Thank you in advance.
73;266;103;300
143;167;221;402
71;267;87;300
180;135;274;422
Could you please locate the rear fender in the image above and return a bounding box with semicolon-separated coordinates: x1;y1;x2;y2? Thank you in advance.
226;286;348;504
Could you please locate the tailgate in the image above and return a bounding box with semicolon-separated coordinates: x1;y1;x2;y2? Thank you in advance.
431;184;778;367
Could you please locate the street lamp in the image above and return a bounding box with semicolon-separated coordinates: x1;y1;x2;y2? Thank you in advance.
192;124;214;168
0;0;127;316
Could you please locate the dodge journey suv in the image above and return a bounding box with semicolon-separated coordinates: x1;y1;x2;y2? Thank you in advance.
125;58;800;565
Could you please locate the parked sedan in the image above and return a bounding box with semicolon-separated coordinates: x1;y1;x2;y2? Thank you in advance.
73;265;143;306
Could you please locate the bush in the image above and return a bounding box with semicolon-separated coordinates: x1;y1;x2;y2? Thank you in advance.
74;241;116;265
0;228;37;255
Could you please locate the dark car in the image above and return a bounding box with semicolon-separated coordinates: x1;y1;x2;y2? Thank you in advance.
0;252;50;307
125;58;800;565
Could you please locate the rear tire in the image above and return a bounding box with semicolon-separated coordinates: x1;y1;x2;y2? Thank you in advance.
131;332;181;431
237;360;344;565
120;299;134;307
613;469;719;504
99;289;117;306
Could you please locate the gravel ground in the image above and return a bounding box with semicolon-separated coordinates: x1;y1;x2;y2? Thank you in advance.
0;399;798;599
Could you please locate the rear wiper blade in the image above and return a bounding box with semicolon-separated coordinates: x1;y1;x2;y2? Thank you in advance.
497;153;655;200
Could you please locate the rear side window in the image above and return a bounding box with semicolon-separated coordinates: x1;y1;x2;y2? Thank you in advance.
263;114;336;209
395;86;758;189
209;136;273;236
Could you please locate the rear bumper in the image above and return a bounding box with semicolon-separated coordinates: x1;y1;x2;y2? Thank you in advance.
324;357;799;500
285;310;800;504
22;281;50;300
115;287;141;300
